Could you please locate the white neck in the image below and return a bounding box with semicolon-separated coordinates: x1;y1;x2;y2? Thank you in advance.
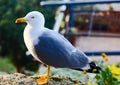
24;24;44;48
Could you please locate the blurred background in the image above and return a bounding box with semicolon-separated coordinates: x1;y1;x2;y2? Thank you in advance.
0;0;55;73
0;0;120;75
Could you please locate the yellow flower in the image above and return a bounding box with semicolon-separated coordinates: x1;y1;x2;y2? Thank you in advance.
75;83;79;85
87;82;91;85
101;53;106;58
87;81;98;85
104;80;109;85
101;53;109;61
83;69;87;74
92;69;97;73
108;65;120;75
113;75;120;80
104;57;109;61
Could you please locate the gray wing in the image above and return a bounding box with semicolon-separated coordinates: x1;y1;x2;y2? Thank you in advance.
34;29;90;68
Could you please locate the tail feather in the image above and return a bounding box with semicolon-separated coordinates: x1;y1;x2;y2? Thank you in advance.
72;62;101;73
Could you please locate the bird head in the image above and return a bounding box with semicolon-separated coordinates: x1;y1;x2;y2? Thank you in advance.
15;11;45;27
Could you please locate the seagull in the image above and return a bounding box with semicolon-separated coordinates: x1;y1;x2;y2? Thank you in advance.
15;11;101;84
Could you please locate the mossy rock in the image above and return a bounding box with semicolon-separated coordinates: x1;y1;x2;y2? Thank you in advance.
0;73;84;85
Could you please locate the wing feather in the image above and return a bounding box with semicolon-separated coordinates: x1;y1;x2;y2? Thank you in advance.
34;29;90;68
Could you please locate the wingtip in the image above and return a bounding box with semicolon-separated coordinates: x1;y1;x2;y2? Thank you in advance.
88;62;102;73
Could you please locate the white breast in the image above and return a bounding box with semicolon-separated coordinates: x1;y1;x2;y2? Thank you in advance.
23;25;42;62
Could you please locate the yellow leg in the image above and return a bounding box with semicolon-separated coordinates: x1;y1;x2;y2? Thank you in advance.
36;65;50;85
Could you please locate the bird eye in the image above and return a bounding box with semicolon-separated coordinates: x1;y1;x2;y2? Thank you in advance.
31;16;35;19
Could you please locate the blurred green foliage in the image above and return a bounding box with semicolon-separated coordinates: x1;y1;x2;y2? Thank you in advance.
95;67;120;85
0;57;16;73
0;0;56;73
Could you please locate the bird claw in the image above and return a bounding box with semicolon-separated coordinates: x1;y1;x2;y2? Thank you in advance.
36;74;49;85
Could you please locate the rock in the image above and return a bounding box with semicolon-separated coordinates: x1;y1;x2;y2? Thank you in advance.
0;73;83;85
44;75;82;85
0;73;37;85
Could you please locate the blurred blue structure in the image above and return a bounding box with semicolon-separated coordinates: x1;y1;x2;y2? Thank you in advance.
85;50;120;56
41;0;120;7
41;0;120;28
40;0;120;56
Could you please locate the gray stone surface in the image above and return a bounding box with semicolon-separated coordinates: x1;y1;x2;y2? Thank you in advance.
0;73;83;85
0;73;37;85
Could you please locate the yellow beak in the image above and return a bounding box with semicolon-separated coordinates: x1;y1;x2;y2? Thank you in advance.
15;18;26;23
